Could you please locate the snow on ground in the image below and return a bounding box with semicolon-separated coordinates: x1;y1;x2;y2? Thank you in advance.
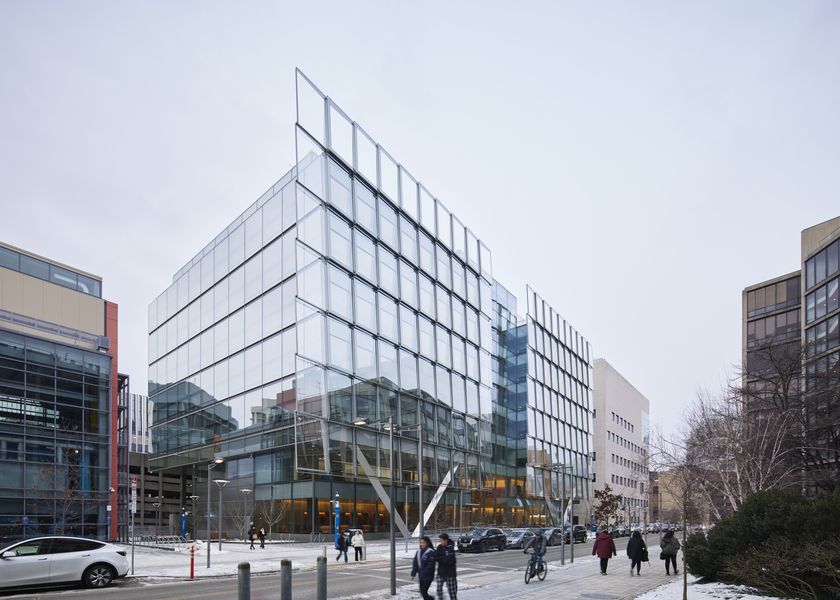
123;540;413;580
635;574;795;600
331;582;481;600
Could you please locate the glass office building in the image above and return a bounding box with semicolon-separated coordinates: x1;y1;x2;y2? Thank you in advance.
148;71;592;536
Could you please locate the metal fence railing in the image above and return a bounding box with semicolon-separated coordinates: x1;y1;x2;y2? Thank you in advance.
132;535;189;551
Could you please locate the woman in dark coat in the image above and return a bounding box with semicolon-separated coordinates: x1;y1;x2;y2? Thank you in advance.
411;536;436;600
660;529;681;575
626;529;648;576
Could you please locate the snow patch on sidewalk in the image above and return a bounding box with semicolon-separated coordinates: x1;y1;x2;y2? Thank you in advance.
634;574;781;600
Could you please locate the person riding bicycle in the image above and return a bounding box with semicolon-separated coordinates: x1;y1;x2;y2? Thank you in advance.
522;531;547;574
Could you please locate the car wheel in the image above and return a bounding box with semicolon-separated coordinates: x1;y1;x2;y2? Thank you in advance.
83;564;115;588
498;541;504;551
477;541;486;553
547;538;554;547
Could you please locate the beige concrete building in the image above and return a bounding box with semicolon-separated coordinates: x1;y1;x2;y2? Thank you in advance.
592;359;650;527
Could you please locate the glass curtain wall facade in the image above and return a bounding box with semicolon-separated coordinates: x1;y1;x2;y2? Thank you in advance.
148;70;591;536
0;331;112;540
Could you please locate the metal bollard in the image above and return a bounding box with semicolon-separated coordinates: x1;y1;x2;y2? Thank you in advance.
238;562;250;600
280;559;292;600
316;556;327;600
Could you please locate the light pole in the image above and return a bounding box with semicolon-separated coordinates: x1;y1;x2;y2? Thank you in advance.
206;458;224;568
152;501;161;535
215;479;229;551
189;496;199;541
241;489;252;541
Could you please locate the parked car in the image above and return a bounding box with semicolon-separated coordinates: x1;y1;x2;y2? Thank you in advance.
457;528;506;553
504;530;535;549
0;536;129;590
616;525;628;537
562;525;588;544
532;528;564;546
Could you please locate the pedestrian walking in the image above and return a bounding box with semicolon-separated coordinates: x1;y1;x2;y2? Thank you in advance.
411;536;436;600
351;530;365;561
435;532;457;600
248;524;257;550
336;530;349;563
592;528;617;575
660;529;680;575
626;529;648;576
258;527;266;549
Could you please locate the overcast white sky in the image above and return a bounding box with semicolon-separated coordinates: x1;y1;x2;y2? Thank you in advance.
1;1;838;435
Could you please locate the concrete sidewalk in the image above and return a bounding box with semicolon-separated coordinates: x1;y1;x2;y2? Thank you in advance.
456;554;676;600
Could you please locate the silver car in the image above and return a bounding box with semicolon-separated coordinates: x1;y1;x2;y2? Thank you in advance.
0;536;129;590
505;529;535;549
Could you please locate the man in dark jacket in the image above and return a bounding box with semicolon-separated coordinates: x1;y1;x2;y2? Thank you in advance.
522;531;547;574
435;533;457;600
626;529;648;576
592;528;617;575
411;536;436;600
336;530;348;563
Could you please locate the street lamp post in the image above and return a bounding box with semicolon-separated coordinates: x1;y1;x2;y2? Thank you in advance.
354;415;424;597
241;489;252;541
206;458;224;568
215;479;229;551
152;501;161;534
189;496;199;541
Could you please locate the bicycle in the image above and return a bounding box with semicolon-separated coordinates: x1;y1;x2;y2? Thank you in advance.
524;549;547;583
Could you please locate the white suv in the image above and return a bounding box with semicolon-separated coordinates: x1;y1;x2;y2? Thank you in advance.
0;536;129;590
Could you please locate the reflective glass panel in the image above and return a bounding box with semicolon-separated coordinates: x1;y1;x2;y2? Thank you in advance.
245;209;262;260
436;325;451;368
436;286;451;329
354;329;376;381
418;358;435;401
419;274;435;319
379;247;399;297
466;229;479;272
436;245;451;289
296;70;325;144
296;302;325;364
263;285;283;337
355;280;377;333
452;298;466;337
378;292;398;342
418;316;435;360
354;230;377;285
328;211;353;269
245;253;262;302
400;260;417;307
452;373;466;413
327;265;353;322
451;334;466;375
378;340;398;387
262;238;283;291
436;366;451;406
419;231;435;276
451;259;465;299
400;216;418;264
263;191;284;245
379;198;399;250
400;305;417;352
327;317;353;373
466;307;478;344
400;350;418;393
327;159;352;217
354;181;377;235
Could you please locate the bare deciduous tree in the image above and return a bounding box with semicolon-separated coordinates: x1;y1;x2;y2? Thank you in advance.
255;499;290;540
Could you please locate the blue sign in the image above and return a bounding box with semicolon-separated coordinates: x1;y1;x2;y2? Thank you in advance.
334;492;340;547
591;513;596;533
182;512;187;538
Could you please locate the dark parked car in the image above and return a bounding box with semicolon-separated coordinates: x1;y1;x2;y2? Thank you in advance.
562;525;588;544
504;530;535;549
532;528;564;546
457;528;506;553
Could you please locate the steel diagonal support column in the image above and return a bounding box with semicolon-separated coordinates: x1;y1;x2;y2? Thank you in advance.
412;466;458;538
356;450;410;540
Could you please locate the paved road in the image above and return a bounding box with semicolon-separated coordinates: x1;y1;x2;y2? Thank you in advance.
0;535;652;600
